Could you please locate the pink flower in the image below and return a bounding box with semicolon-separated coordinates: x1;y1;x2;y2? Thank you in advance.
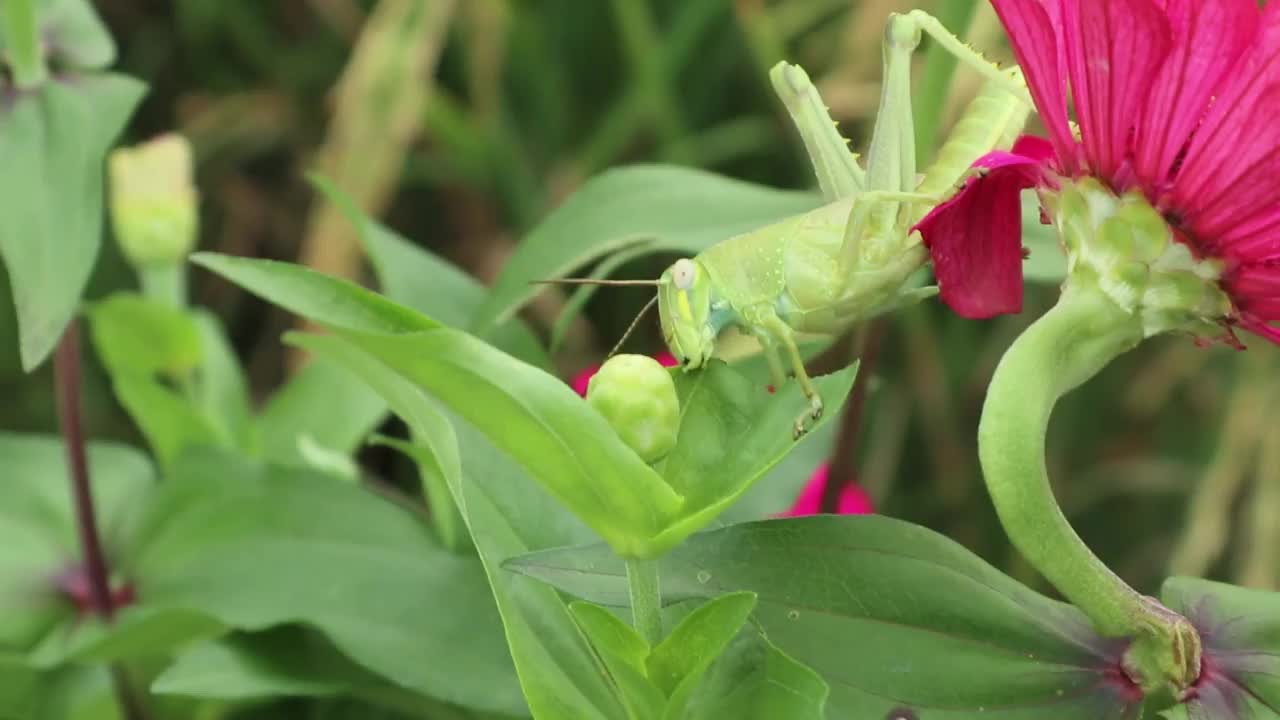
779;463;875;517
916;0;1280;342
571;351;678;396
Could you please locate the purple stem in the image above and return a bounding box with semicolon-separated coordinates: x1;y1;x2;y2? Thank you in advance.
53;319;116;620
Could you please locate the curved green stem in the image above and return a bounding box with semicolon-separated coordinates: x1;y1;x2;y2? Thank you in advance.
625;557;663;646
3;0;48;89
979;287;1200;694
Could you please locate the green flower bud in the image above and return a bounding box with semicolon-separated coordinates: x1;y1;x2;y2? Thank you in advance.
586;354;680;464
108;133;198;268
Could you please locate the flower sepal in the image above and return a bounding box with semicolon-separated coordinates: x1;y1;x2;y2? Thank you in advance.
1050;177;1234;342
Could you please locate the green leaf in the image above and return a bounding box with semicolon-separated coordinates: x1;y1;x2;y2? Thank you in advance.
86;294;202;379
650;361;857;549
568;602;665;719
286;332;626;720
1161;577;1280;719
153;628;355;700
370;434;469;553
191;309;255;452
151;626;459;717
0;653;40;719
0;0;116;70
1022;189;1067;285
650;592;757;719
255;357;388;472
507;515;1143;718
0;433;154;651
108;374;224;469
28;606;224;667
0;74;145;370
331;327;684;558
127;449;527;717
681;632;828;720
87;296;257;463
312;176;550;369
191;252;439;335
473;164;821;330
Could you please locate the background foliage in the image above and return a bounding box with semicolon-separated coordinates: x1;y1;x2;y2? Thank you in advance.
1;0;1277;717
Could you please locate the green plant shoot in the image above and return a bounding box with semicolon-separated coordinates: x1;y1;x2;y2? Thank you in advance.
550;11;1033;438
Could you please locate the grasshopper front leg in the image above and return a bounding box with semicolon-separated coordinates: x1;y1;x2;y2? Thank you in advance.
760;315;823;439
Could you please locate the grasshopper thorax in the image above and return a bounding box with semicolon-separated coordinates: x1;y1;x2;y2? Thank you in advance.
658;258;718;369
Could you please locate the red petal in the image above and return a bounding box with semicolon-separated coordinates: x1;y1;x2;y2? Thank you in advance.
914;147;1049;319
1171;5;1280;247
781;464;829;516
778;463;874;517
1133;0;1257;189
1062;0;1172;185
990;0;1078;169
570;366;599;397
835;482;875;515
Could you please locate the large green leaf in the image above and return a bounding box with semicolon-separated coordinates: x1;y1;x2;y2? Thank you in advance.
331;326;683;558
154;629;512;718
0;433;154;651
312;177;550;369
472;164;821;330
191;253;439;335
125;449;527;716
287;332;626;720
0;74;145;370
1160;577;1280;719
507;515;1143;718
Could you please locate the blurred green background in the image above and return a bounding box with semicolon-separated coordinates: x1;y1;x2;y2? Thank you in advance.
2;0;1276;609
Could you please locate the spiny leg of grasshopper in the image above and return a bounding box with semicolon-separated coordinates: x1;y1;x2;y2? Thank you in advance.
766;10;1030;438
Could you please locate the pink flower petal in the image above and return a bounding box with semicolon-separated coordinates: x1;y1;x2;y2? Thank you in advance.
1170;5;1280;245
653;351;679;368
835;482;875;516
1061;0;1172;185
1132;0;1258;189
780;463;875;517
990;0;1078;169
571;365;600;397
913;143;1052;319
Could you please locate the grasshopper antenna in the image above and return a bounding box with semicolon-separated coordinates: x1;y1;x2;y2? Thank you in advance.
531;278;661;287
608;295;659;359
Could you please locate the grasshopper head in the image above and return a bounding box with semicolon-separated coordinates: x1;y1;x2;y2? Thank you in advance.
658;258;716;369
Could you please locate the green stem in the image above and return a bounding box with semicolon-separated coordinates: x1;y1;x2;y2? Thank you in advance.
139;264;187;308
625;557;663;646
979;287;1199;693
3;0;48;89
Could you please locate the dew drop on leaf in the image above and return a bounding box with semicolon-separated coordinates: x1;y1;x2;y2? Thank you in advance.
885;708;918;720
696;570;711;584
786;609;800;620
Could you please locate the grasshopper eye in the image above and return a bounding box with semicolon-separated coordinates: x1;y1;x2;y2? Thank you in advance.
672;259;696;290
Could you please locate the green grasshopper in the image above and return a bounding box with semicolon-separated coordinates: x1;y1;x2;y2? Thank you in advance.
552;11;1033;438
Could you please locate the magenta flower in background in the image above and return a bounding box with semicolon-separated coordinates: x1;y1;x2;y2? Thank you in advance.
917;0;1280;341
572;351;678;396
780;463;875;517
